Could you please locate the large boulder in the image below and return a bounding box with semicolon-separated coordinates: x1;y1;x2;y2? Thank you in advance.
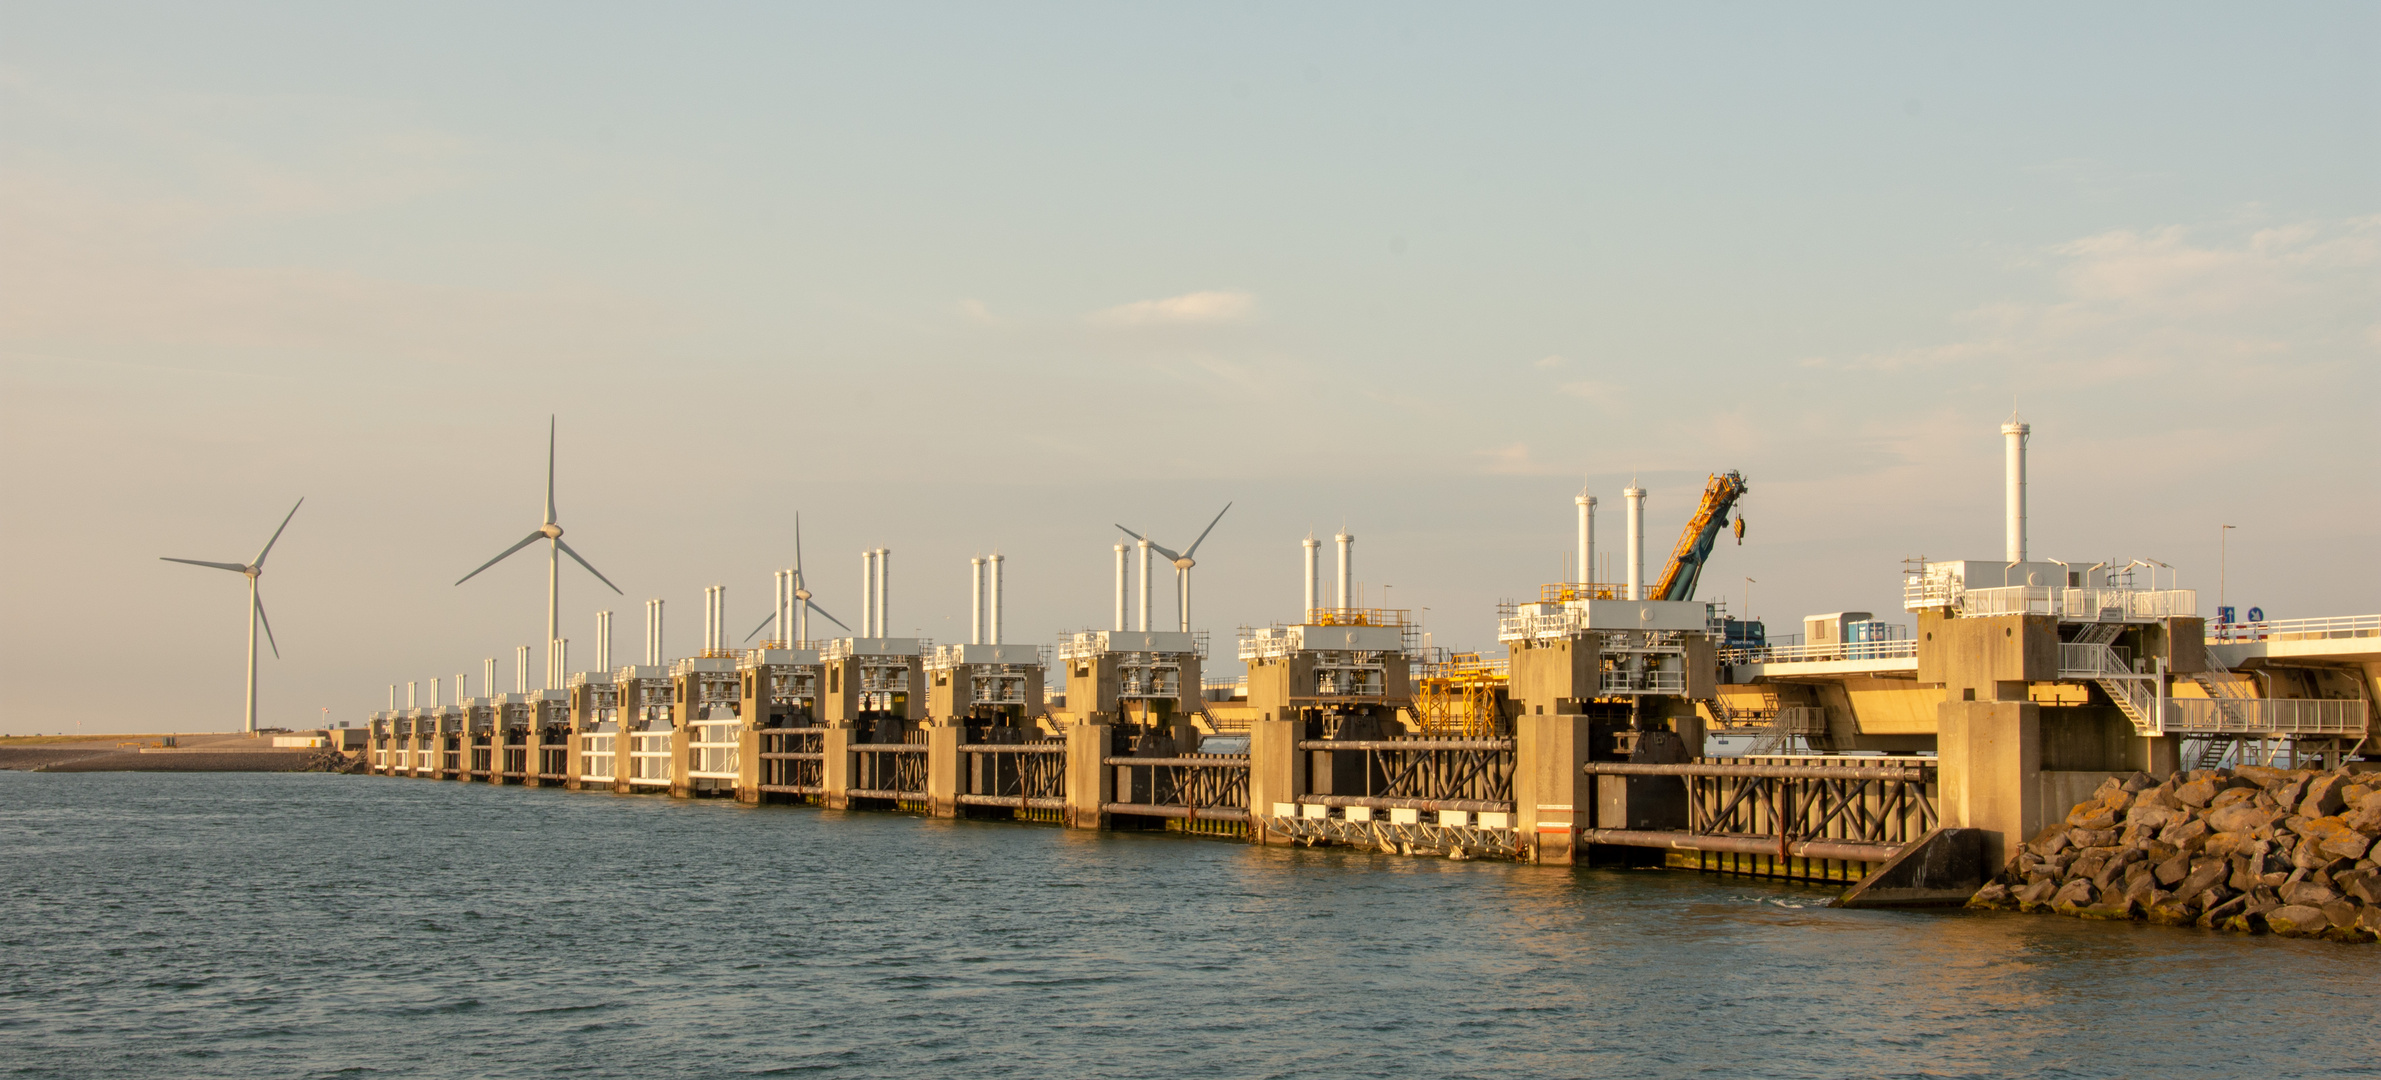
2178;859;2228;897
2175;776;2222;809
2050;879;2097;910
2300;773;2352;818
2264;904;2330;938
2209;803;2274;835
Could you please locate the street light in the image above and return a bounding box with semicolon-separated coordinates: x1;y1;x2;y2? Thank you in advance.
2220;524;2236;620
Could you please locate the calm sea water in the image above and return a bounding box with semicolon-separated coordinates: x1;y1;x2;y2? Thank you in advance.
2;772;2373;1080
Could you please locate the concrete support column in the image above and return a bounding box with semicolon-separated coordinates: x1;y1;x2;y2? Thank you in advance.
1065;723;1111;830
668;720;693;799
1515;712;1593;865
928;725;962;818
1246;717;1304;845
736;722;763;804
822;726;852;809
1938;700;2042;872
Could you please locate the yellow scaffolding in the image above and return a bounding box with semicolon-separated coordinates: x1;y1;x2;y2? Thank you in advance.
1412;653;1509;737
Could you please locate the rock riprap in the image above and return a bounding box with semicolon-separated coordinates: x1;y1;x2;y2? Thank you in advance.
1966;766;2381;943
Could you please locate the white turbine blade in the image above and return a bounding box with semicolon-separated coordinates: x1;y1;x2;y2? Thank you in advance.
554;538;623;594
255;589;280;659
252;497;305;568
793;512;805;576
1116;524;1180;562
161;557;249;573
545;415;557;524
807;600;852;632
1182;501;1232;559
455;531;546;586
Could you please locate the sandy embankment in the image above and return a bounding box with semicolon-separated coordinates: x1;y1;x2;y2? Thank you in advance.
0;733;358;773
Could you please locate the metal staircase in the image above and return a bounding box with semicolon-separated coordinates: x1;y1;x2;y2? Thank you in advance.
2183;657;2259;769
2060;624;2159;734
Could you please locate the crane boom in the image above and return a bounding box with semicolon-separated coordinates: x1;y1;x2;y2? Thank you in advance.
1650;470;1747;601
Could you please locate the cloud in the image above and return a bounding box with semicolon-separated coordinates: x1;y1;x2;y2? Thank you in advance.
1476;442;1541;475
1535;354;1565;369
1090;290;1255;326
1802;216;2380;378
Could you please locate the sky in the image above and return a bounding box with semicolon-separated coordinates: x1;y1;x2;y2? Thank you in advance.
2;3;2375;734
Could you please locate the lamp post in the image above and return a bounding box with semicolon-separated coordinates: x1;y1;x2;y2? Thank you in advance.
2220;524;2235;620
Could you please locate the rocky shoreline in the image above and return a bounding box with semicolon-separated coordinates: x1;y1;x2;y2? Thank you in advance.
1968;766;2381;942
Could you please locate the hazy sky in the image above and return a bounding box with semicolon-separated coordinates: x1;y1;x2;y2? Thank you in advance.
3;3;2375;734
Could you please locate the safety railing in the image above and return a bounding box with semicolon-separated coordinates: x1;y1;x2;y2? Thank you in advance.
1955;586;2198;621
2164;698;2367;736
2207;614;2381;643
1721;639;1919;665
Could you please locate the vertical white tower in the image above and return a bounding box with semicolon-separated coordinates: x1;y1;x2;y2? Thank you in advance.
1303;536;1320;616
970;557;985;645
1112;543;1127;631
1335;532;1354;610
406;681;417;709
988;553;1004;644
1624;486;1646;600
596;610;612;671
515;645;530;694
431;677;440;707
643;600;663;666
457;672;468;701
484;657;496;698
2002;415;2030;563
866;551;885;637
1137;538;1152;632
876;549;891;638
1576;489;1597;586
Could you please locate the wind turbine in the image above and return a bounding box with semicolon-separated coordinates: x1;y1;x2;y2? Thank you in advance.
456;417;622;688
1116;502;1231;632
747;513;851;646
161;497;303;734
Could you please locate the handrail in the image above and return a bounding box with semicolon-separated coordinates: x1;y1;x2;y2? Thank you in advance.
2207;613;2381;643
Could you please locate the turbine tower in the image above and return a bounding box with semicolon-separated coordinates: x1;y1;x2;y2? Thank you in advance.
1116;502;1231;632
161;498;304;734
456;417;622;688
747;513;851;645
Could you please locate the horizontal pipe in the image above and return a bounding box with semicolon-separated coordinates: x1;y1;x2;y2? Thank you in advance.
760;726;830;734
1101;756;1251;768
1583;762;1933;782
1295;739;1514;752
1101;803;1250;822
1293;794;1516;814
850;744;928;753
1579;828;1903;863
757;784;825;795
959;744;1068;754
955;794;1068;809
757;752;825;761
846;788;928;800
